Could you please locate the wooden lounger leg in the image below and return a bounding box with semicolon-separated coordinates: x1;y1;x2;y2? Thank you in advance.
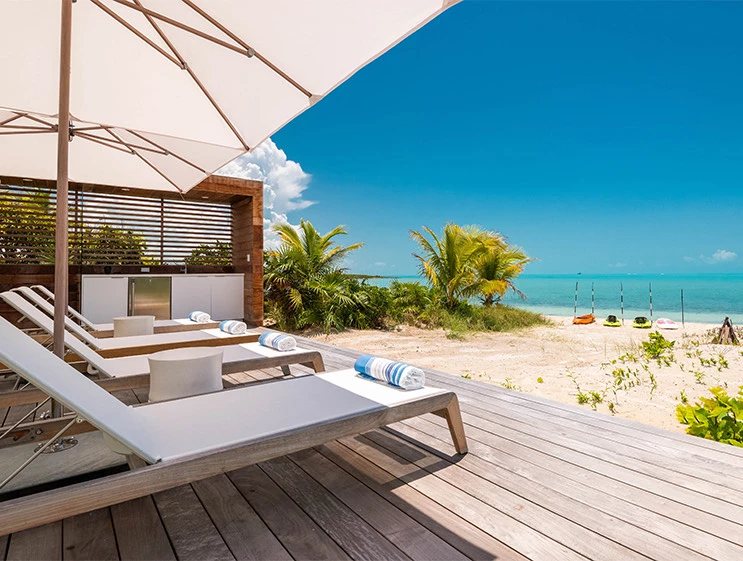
299;354;325;373
280;365;292;376
435;395;468;454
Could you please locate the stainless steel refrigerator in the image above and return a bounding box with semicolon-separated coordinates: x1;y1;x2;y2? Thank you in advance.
128;277;171;320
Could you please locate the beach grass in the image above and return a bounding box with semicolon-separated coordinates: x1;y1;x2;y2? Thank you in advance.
425;304;550;335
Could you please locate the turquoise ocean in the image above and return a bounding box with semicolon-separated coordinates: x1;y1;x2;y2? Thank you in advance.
371;274;743;324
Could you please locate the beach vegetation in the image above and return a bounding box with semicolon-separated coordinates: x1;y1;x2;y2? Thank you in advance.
537;377;544;384
641;332;675;366
410;222;535;309
264;219;545;334
501;378;522;391
410;224;493;309
676;386;743;447
264;220;367;332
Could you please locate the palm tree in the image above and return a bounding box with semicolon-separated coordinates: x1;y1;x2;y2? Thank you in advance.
410;223;497;309
475;245;535;307
264;220;364;331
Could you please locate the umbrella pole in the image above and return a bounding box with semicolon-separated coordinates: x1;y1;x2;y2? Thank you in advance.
52;0;73;418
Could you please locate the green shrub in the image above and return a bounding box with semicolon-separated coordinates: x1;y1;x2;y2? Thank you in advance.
676;386;743;447
641;331;675;366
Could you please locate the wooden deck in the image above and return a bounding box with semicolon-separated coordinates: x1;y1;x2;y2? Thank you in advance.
2;334;743;560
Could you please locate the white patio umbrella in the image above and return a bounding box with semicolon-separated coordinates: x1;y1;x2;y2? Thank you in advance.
0;0;460;359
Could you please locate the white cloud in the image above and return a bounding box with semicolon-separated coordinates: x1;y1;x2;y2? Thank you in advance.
711;249;737;262
374;262;386;267
608;262;627;268
217;138;314;249
686;250;737;264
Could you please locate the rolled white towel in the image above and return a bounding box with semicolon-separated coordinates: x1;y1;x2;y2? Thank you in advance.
353;355;425;390
188;311;211;323
219;320;247;335
258;331;297;351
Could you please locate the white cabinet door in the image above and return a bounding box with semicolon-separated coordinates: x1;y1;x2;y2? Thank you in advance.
81;277;128;324
210;276;244;321
171;276;212;320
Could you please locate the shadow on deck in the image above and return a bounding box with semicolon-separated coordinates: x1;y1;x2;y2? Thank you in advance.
1;334;742;560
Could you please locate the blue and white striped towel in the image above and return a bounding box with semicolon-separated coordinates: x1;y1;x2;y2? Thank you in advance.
258;331;297;351
188;311;211;323
219;320;247;335
353;355;425;390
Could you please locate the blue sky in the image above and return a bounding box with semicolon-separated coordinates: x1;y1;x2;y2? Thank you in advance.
264;1;743;275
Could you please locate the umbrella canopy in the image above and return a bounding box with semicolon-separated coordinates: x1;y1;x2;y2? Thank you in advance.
0;0;459;192
0;0;460;363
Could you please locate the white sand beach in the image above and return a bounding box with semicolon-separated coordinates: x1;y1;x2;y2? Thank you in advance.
320;316;743;433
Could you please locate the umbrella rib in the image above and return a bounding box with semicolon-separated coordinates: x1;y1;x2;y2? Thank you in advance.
76;132;136;155
179;0;312;99
126;129;208;174
103;127;184;193
0;125;56;131
0;130;57;136
20;113;58;128
130;0;249;151
90;0;182;68
0;114;25;127
110;0;251;57
77;131;168;155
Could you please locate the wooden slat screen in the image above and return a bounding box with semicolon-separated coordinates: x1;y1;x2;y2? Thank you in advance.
0;184;232;265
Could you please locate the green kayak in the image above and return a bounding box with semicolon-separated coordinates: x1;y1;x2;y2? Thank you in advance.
603;315;621;327
633;316;652;329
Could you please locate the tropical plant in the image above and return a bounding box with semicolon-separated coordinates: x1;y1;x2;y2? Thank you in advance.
264;220;365;332
410;223;494;309
185;240;231;266
80;224;148;265
0;188;56;264
676;386;743;447
476;244;535;306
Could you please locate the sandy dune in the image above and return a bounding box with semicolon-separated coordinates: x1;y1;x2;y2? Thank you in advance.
319;316;743;432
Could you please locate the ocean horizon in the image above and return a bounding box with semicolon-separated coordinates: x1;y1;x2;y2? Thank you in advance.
367;273;743;325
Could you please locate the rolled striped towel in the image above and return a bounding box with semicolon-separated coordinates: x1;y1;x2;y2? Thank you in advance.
258;331;297;351
354;355;425;390
188;311;211;323
219;320;247;335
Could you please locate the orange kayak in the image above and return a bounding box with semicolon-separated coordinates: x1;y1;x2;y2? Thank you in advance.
572;313;596;325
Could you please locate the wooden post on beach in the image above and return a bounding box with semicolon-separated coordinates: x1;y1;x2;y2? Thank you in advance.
649;282;653;323
620;282;624;325
591;282;595;315
573;282;578;318
681;289;685;328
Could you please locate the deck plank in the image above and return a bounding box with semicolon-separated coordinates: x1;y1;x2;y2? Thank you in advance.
338;434;584;560
288;447;474;561
192;474;292;561
403;413;743;552
316;441;528;561
6;523;62;561
61;508;118;561
228;464;351;561
110;496;175;561
152;485;235;561
260;455;412;561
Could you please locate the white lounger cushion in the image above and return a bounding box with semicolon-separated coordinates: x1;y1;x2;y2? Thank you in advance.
98;342;314;378
0;316;445;465
3;291;251;351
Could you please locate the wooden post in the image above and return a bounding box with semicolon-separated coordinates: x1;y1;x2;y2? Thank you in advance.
53;0;73;364
231;185;263;326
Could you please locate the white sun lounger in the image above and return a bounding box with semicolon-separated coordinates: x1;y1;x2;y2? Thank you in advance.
30;285;220;336
3;291;258;356
0;315;467;535
0;294;323;380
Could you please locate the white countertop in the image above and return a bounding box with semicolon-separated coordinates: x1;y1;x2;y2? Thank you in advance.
81;273;244;278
